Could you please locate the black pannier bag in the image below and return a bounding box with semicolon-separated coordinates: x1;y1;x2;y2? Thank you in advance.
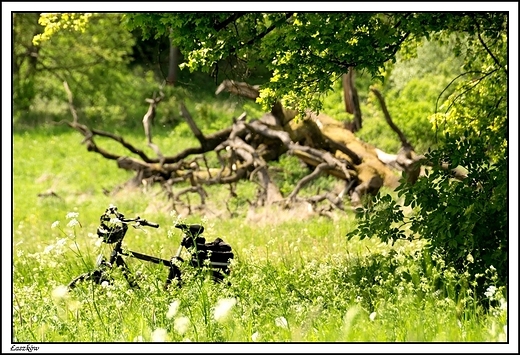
192;238;234;269
176;223;234;282
181;234;233;271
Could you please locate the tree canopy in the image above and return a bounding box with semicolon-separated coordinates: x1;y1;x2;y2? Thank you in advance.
122;12;507;114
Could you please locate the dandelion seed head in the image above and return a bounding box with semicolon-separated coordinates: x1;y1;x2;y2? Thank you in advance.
251;331;260;342
101;281;109;288
275;316;288;329
151;328;168;342
166;300;180;319
213;298;237;323
174;316;190;335
51;285;69;300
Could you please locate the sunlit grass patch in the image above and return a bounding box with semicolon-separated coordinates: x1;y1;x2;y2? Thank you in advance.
12;128;508;343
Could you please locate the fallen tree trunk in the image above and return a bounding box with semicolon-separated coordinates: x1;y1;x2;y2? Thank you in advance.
62;80;432;214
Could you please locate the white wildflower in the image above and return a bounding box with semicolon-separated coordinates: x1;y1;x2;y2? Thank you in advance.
67;219;79;228
275;316;288;329
57;238;67;247
484;285;497;299
151;328;168;342
101;281;109;288
213;298;237;323
51;285;69;300
251;331;260;342
51;221;60;229
66;212;79;219
369;312;377;321
166;300;180;319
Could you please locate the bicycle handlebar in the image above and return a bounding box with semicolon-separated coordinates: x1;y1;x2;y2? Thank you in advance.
120;216;159;228
102;205;159;228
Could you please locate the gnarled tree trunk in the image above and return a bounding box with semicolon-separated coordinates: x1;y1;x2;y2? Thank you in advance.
62;79;435;216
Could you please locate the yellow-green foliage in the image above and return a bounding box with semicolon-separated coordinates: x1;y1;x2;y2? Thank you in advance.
33;13;93;45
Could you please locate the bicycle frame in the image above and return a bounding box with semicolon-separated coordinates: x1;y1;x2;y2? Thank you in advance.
67;205;232;291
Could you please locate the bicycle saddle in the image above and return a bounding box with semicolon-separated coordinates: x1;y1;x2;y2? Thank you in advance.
175;224;204;236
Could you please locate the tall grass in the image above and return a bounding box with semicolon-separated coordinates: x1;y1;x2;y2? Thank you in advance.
11;128;508;347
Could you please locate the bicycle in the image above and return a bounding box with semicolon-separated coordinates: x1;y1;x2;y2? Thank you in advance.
67;205;234;291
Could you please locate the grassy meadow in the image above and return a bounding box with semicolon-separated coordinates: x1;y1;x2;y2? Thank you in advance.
11;124;508;347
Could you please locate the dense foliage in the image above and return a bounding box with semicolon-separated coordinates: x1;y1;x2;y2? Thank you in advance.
351;23;508;294
13;11;510;317
123;13;506;115
13;13;160;127
121;12;509;294
9;12;513;350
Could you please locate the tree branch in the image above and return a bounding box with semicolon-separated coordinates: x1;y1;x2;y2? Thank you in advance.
286;163;330;202
213;13;247;31
180;102;207;147
244;13;293;47
370;87;413;150
471;14;507;75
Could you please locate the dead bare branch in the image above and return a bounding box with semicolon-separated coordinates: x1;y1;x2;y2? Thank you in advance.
370;87;413;150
